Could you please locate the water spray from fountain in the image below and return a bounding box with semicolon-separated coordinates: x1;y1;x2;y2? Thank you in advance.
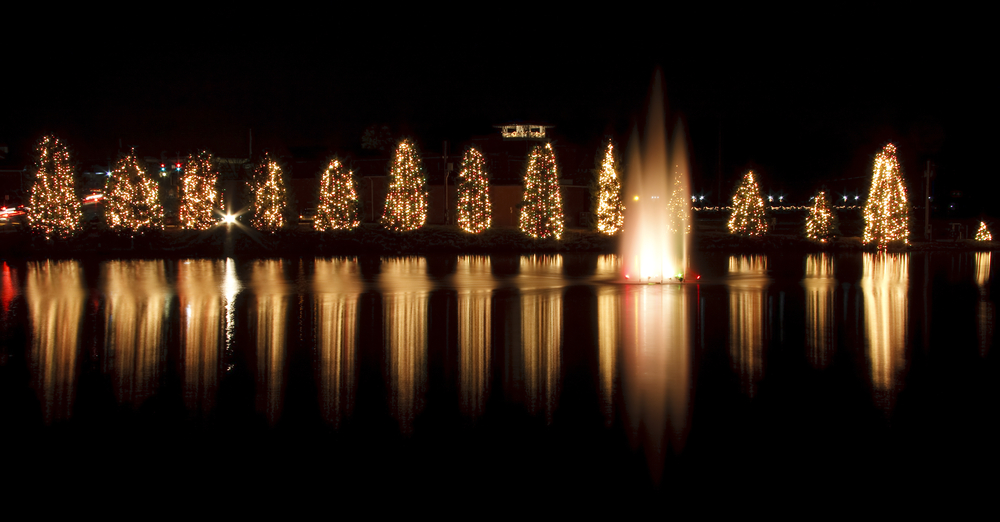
621;69;692;284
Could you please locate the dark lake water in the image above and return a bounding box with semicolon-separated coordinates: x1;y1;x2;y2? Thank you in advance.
2;252;996;509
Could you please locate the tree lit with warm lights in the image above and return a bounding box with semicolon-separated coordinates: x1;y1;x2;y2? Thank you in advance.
381;139;427;232
805;190;836;241
728;170;767;236
457;147;491;234
863;143;909;246
250;152;290;231
976;221;992;241
106;150;162;230
29;135;81;237
315;158;360;231
520;143;565;240
180;151;221;230
594;140;623;235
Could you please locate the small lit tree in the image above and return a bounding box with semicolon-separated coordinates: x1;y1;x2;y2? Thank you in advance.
29;135;81;237
381;139;427;231
315;157;360;231
594;139;623;235
457;147;491;234
805;190;836;241
250;152;290;231
106;150;162;230
180;151;221;230
863;143;909;246
520;143;564;240
976;221;992;241
728;170;767;236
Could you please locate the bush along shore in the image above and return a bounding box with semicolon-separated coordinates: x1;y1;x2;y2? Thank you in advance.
1;224;997;260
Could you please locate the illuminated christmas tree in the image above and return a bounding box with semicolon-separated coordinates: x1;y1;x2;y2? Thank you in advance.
381;139;427;231
457;147;491;234
805;190;836;241
315;157;360;231
728;170;767;236
106;150;162;230
519;143;564;240
976;221;992;241
863;143;909;246
29;135;81;237
250;152;290;231
594;139;623;235
179;151;221;230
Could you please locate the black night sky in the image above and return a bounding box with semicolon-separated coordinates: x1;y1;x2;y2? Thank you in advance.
4;12;993;215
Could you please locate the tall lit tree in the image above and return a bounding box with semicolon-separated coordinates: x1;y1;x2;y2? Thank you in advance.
520;143;564;240
29;135;81;237
381;139;427;231
106;150;162;230
728;170;767;236
863;143;909;246
179;151;221;230
976;221;992;241
315;157;360;231
594;139;623;235
250;152;290;231
457;147;491;234
805;190;836;241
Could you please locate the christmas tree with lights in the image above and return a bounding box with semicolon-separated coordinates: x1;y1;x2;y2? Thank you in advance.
863;143;909;246
805;190;836;241
250;152;290;231
728;170;767;236
976;221;991;241
29;135;81;237
457;147;491;234
179;151;221;230
106;150;162;230
315;157;360;231
519;143;564;240
381;139;427;231
594;139;623;235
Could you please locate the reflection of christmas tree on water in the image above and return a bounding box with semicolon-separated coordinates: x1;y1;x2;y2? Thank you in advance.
863;143;908;246
457;147;491;234
520;143;564;240
728;170;767;236
29;135;81;238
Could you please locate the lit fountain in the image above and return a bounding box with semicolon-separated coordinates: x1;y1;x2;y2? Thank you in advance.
621;71;691;283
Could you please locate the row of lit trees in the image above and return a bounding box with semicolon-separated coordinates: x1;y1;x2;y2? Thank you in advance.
23;135;989;245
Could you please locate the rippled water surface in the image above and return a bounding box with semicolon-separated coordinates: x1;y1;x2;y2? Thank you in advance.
2;252;996;509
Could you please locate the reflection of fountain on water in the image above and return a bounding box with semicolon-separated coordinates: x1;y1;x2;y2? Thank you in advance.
621;70;691;284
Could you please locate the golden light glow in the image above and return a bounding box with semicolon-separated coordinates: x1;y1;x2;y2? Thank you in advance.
180;151;221;230
727;255;769;396
728;170;767;236
804;253;835;367
595;140;624;235
177;259;225;414
29;135;81;237
315;158;360;231
520;288;561;423
250;260;291;423
250;153;290;231
805;191;835;241
976;221;992;241
863;144;909;246
861;252;908;410
314;258;361;426
457;147;492;234
380;258;431;432
381;139;428;232
456;257;492;418
106;150;162;230
520;143;565;240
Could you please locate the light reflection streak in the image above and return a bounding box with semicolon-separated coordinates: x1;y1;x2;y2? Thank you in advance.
1;261;17;316
976;252;992;356
26;261;84;423
314;258;361;427
456;256;491;418
251;260;291;424
861;252;908;409
622;283;691;475
381;257;430;433
102;260;169;406
804;253;835;368
177;259;225;414
597;285;619;426
727;255;769;396
519;288;561;423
